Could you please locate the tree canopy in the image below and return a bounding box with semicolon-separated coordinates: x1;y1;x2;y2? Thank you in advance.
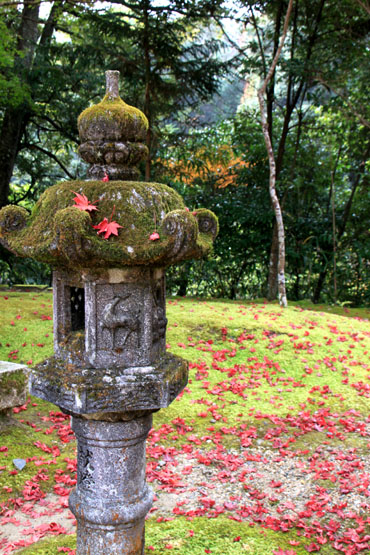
0;0;369;305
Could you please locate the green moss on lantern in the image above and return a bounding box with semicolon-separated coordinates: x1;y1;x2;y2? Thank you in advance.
0;205;29;237
193;207;220;238
78;95;149;142
0;180;218;271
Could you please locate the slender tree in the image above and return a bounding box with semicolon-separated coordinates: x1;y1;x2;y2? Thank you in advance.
257;0;293;307
230;0;369;301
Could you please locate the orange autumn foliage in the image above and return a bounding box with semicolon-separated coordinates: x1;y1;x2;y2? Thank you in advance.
160;145;249;188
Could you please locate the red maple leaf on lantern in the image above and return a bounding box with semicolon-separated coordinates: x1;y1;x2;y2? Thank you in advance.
72;192;98;212
93;217;123;239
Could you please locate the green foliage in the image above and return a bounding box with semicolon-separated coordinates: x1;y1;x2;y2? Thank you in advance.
0;19;30;110
235;0;370;304
156;99;369;304
278;104;370;305
156;113;272;299
0;0;368;305
0;254;51;286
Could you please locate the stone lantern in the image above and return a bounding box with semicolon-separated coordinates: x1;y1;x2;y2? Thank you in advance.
0;71;218;554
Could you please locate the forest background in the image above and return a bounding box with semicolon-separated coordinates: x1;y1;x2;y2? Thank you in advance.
0;0;369;306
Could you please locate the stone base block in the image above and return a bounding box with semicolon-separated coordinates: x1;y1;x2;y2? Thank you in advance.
29;353;188;417
0;361;28;413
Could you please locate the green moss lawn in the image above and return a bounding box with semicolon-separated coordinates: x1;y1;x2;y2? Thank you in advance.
0;290;369;554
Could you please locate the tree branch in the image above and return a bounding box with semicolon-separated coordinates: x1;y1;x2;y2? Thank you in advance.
214;16;248;58
258;0;293;99
316;75;370;129
249;6;267;81
354;0;370;15
27;143;75;178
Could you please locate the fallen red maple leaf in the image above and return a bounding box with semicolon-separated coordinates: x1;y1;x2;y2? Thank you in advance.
305;543;321;552
93;217;123;239
72;192;98;212
149;231;160;241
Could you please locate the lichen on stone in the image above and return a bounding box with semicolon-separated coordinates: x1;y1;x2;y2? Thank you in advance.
31;352;188;415
0;369;26;397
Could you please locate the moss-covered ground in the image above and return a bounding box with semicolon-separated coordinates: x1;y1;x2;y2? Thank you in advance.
12;517;319;554
0;290;369;554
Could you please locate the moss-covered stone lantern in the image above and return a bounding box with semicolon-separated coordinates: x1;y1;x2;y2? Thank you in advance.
0;70;218;555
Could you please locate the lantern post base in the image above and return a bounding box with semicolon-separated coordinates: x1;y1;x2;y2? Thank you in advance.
68;414;153;555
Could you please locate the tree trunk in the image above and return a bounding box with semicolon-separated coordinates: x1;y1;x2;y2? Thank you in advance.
0;110;29;208
177;267;189;296
17;0;41;67
312;142;369;303
266;0;283;141
265;0;325;298
145;124;152;181
293;268;300;301
143;1;152;181
0;0;40;208
266;222;279;300
330;152;340;304
313;268;327;303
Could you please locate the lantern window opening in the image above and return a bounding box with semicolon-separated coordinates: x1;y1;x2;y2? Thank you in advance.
70;287;85;332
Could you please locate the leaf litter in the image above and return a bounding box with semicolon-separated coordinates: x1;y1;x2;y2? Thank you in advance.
0;293;369;553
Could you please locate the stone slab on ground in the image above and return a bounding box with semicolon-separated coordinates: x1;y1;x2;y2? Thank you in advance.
0;361;28;413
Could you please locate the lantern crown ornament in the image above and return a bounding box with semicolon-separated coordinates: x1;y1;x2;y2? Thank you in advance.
78;70;149;181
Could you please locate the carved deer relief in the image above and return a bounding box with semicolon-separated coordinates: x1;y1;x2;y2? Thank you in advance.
100;295;141;349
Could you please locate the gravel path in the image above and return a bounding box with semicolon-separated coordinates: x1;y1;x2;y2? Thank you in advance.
151;446;370;521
